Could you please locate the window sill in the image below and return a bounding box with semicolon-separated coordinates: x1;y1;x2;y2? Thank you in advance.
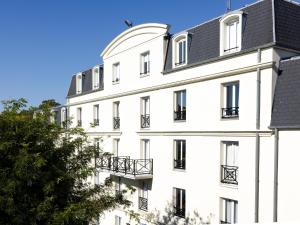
174;119;186;123
220;182;238;189
173;168;186;172
112;81;120;85
173;62;187;69
220;117;239;121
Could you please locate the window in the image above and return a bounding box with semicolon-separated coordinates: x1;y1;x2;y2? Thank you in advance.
112;63;120;84
115;215;121;225
77;107;82;127
220;198;238;224
61;107;67;127
113;101;120;129
141;139;150;160
76;73;82;94
94;138;100;185
173;188;186;218
174;90;186;121
139;181;149;211
140;51;150;76
173;33;188;67
93;104;99;126
220;12;242;55
113;138;119;157
141;97;150;128
92;67;100;90
222;82;239;118
174;140;186;170
221;142;238;185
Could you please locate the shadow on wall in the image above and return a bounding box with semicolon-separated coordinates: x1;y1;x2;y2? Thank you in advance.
144;202;214;225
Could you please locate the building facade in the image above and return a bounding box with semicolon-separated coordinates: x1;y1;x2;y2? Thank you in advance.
54;0;300;224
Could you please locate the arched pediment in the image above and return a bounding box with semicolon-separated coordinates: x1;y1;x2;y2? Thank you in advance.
101;23;169;59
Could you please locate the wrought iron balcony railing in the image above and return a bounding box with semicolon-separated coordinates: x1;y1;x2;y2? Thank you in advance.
221;107;239;118
77;120;82;127
139;197;148;211
174;206;185;218
113;117;120;129
221;165;238;185
174;110;186;121
96;156;153;177
174;159;185;169
141;114;150;128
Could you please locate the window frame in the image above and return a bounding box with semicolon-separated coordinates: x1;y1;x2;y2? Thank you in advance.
173;187;186;218
220;198;238;224
113;101;120;130
174;139;186;170
221;81;239;119
174;89;186;121
172;33;188;68
76;73;82;94
112;62;120;84
77;107;82;127
93;104;99;126
141;96;150;129
219;11;243;56
92;66;100;90
140;51;150;77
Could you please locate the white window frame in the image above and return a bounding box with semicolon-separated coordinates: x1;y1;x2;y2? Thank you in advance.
141;96;150;115
173;187;186;218
77;107;82;127
221;141;239;167
172;33;188;68
76;73;82;94
220;11;243;56
92;66;100;90
140;51;150;76
61;107;67;127
93;104;99;126
220;198;238;224
112;62;120;84
115;215;121;225
113;138;119;156
221;81;239;118
140;139;150;160
174;140;186;170
174;90;186;121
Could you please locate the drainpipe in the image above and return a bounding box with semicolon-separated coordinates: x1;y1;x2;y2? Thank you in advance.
273;128;279;222
254;49;261;223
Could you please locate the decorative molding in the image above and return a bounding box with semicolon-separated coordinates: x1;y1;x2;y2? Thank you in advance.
67;61;274;107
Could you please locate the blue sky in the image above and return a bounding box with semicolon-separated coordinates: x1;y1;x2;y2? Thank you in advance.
0;0;294;108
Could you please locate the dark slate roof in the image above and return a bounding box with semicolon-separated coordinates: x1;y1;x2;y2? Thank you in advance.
164;0;274;72
274;0;300;51
270;57;300;128
67;65;103;98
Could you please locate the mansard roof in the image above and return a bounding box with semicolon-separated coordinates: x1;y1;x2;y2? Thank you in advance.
67;65;103;98
164;0;300;73
270;57;300;128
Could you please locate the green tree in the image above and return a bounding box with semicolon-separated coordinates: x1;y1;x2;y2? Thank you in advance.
0;99;129;225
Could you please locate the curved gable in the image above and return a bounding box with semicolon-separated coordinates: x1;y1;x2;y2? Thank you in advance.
101;23;169;59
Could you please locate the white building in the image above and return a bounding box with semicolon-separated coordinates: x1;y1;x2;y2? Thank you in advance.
55;0;300;224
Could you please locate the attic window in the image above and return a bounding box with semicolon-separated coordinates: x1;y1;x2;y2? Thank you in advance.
93;67;100;90
76;73;82;94
220;11;243;56
172;33;188;68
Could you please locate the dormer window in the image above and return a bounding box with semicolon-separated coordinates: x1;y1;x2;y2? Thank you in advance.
112;63;120;84
172;33;188;68
92;67;100;90
140;51;150;76
76;73;82;94
220;11;243;56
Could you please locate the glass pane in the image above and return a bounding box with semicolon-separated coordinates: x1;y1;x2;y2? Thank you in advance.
235;84;239;107
226;85;233;108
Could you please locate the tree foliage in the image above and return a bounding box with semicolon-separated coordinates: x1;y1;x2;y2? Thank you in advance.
0;99;129;225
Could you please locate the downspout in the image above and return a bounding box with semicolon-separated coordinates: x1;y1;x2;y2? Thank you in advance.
273;128;279;222
255;48;261;222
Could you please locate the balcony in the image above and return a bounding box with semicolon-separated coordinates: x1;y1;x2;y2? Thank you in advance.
221;165;238;185
113;117;120;129
141;114;150;128
174;159;185;170
174;110;186;121
97;156;153;180
174;206;185;218
139;197;148;211
221;107;239;119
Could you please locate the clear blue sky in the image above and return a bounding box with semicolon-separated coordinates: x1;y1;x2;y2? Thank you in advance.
1;0;294;108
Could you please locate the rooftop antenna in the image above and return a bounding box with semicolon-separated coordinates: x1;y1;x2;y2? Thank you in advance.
124;20;133;28
227;0;232;12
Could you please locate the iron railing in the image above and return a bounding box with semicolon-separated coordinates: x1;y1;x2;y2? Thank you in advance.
221;107;239;118
174;159;185;169
220;220;231;224
139;197;148;211
77;120;82;127
141;114;150;128
174;110;186;121
221;165;238;185
113;117;120;129
174;206;185;218
96;156;153;176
